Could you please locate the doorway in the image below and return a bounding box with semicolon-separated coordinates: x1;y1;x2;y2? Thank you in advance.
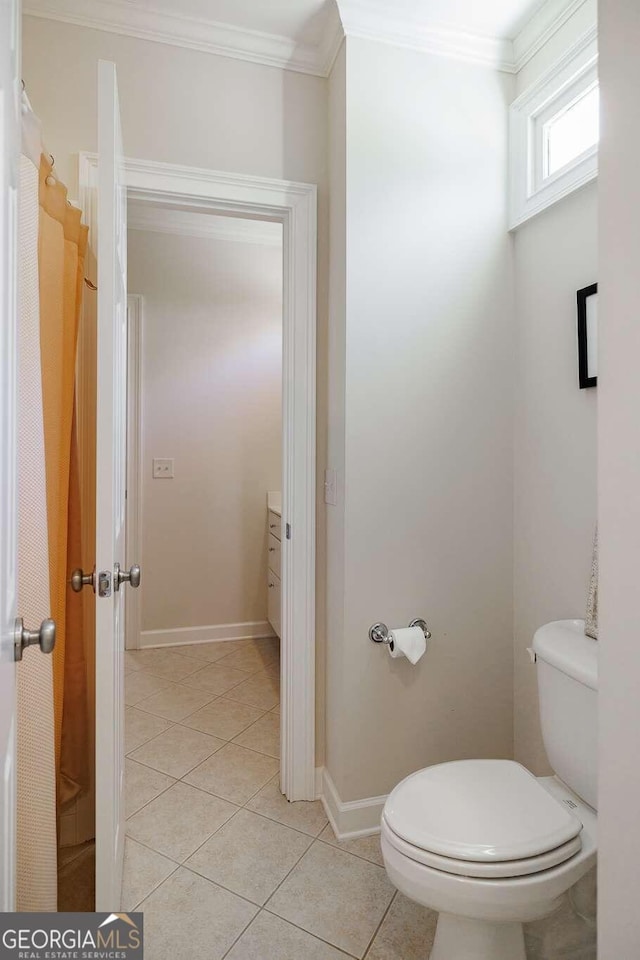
124;204;284;815
78;150;317;906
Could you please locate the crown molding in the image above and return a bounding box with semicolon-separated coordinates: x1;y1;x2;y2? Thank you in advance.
23;0;596;78
23;0;328;77
337;0;515;73
127;202;283;246
513;0;592;72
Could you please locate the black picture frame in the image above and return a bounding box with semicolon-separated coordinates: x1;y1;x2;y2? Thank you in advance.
577;283;598;389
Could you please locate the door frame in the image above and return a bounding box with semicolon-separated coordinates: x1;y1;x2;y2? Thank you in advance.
79;153;317;802
0;0;19;911
125;293;143;657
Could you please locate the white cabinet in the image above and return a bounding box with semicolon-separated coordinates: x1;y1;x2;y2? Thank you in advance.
267;505;282;638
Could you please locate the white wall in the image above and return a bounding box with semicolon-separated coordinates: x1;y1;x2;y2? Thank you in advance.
326;38;515;804
21;15;329;758
598;0;640;952
128;225;282;636
326;42;348;786
512;3;598;776
513;187;598;773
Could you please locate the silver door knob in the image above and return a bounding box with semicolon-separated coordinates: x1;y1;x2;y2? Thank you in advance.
71;567;95;593
14;617;56;661
115;562;141;590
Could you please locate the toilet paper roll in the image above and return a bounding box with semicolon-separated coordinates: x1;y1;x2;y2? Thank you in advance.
388;626;426;664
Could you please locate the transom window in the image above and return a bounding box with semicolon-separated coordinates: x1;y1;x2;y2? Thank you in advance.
509;32;598;228
543;81;600;179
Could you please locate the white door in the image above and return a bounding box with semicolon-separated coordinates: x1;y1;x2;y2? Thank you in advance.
0;0;20;912
95;60;131;911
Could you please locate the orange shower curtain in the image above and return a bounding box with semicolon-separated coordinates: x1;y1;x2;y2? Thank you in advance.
38;155;91;805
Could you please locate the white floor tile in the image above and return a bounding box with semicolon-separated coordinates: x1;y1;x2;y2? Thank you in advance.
184;743;278;805
121;837;177;910
125;708;173;755
266;841;395;959
182;697;266;740
125;671;173;706
129;724;225;778
138;867;257;960
135;683;217;721
318;824;384;867
126;781;238;862
186;809;311;905
233;712;280;758
226;911;352;960
364;893;437;960
246;776;327;837
125;759;175;819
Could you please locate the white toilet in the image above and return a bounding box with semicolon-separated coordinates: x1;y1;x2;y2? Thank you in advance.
380;620;597;960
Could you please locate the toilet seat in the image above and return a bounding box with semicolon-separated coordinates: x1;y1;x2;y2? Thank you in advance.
383;759;583;879
382;818;582;878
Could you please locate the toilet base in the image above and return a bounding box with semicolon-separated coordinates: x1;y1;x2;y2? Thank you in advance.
430;913;526;960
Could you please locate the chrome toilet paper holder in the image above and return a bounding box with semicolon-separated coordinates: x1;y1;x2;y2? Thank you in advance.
369;619;432;646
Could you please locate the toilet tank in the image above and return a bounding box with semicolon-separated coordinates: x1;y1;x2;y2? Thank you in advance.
533;620;598;810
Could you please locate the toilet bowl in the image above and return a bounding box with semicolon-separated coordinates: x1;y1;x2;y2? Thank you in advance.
381;761;596;960
380;621;598;960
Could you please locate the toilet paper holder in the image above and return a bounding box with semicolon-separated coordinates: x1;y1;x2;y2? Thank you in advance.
369;619;432;646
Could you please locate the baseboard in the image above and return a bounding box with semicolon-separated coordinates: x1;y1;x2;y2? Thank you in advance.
315;766;323;800
319;767;386;840
139;620;275;649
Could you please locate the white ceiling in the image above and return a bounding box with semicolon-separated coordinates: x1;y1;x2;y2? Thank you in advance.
350;0;549;40
24;0;586;75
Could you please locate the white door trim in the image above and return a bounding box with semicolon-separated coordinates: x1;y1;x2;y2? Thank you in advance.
79;154;317;802
125;294;143;652
0;0;19;910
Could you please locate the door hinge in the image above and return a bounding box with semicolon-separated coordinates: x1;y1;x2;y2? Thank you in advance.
286;523;291;540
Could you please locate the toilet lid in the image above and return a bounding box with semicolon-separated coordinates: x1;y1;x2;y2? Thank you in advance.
384;760;582;862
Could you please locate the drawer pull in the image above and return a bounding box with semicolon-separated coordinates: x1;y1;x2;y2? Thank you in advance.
269;523;277;529
268;582;275;589
268;547;275;552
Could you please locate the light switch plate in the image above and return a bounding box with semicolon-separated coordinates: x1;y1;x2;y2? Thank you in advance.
153;458;174;479
324;468;337;505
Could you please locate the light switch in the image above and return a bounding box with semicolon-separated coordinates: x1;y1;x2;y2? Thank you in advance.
324;469;337;505
153;458;174;479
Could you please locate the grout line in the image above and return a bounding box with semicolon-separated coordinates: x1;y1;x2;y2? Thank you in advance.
258;904;361;959
314;832;384;868
124;834;183;869
132;692;221;722
260;839;318;910
129;860;181;912
213;839;322;960
175;702;274;737
128;680;218;714
125;657;211;683
259;838;391;958
127;743;226;779
361;890;397;959
124;762;177;820
235;805;322;843
131;862;182;913
125;718;178;758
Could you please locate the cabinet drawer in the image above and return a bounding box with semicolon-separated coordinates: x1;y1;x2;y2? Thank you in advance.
268;510;281;541
268;533;281;580
267;571;281;639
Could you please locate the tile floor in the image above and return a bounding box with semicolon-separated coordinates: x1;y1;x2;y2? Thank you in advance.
122;636;596;960
122;636;437;959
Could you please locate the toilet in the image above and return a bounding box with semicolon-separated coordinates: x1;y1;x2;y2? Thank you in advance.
380;619;597;960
